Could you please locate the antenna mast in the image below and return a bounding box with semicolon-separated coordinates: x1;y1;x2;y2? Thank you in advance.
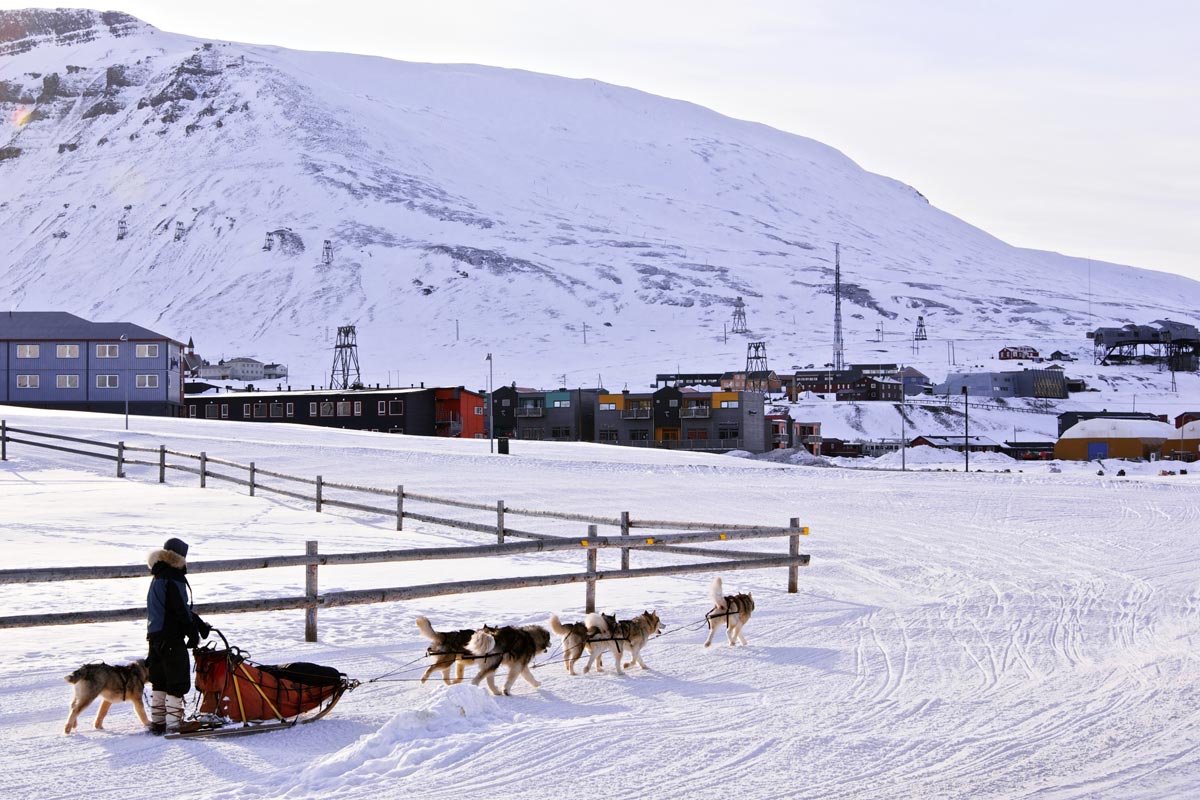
731;296;749;334
833;243;845;371
329;325;362;390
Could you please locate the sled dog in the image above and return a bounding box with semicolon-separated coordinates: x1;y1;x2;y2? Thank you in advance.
64;659;150;734
549;613;615;675
704;576;755;647
583;610;662;674
415;616;478;685
467;624;551;696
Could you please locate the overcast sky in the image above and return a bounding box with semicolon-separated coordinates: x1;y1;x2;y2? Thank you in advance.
8;1;1198;282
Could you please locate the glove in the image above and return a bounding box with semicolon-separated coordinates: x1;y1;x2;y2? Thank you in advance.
196;618;212;638
186;634;199;649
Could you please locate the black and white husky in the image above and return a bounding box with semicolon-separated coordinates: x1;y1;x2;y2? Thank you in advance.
467;624;551;696
582;610;662;674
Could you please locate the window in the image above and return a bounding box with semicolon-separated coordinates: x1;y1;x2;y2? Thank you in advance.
668;399;679;407
336;401;352;416
502;398;511;407
136;374;159;389
389;400;404;415
720;400;739;409
285;403;294;417
474;433;486;439
353;401;362;416
242;404;251;418
205;405;220;419
378;401;387;415
221;404;229;419
718;427;740;440
135;344;159;358
16;374;39;389
599;402;616;411
522;428;544;440
599;429;619;442
253;403;268;419
629;428;650;441
686;429;709;440
320;402;335;417
57;374;79;389
270;403;284;418
96;374;118;389
552;399;571;408
551;426;571;439
309;402;317;416
473;406;484;416
96;344;119;358
188;406;197;417
16;344;39;358
57;344;79;358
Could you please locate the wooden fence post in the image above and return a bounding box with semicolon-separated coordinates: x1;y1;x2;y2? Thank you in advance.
249;462;256;497
116;441;125;479
305;540;318;642
199;452;207;488
158;445;166;484
1;420;7;461
396;485;403;531
585;524;598;612
315;475;323;512
788;517;801;594
620;511;631;571
497;500;506;544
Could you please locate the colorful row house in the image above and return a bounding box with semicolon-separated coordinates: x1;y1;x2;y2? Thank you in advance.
490;386;602;442
595;387;767;452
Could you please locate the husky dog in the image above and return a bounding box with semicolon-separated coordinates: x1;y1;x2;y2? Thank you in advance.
704;576;755;647
414;616;477;685
548;613;614;675
583;611;662;674
466;624;551;696
64;659;150;734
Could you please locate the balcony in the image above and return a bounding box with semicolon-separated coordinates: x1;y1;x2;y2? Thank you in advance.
680;406;711;418
435;411;461;424
515;406;544;418
621;407;651;419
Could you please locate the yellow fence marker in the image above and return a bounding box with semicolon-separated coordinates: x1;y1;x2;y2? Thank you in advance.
719;533;727;540
581;540;589;547
645;538;655;545
802;527;810;535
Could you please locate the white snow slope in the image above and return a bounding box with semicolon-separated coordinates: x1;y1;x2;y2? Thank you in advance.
2;10;1199;392
2;405;1199;799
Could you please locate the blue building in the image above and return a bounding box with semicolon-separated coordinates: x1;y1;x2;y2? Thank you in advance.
0;311;185;416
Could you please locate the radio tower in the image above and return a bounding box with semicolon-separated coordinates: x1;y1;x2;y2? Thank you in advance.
915;315;928;341
832;243;845;371
730;296;749;334
746;341;769;394
328;325;362;390
322;239;334;265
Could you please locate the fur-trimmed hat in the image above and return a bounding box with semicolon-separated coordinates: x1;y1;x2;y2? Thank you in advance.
163;538;189;557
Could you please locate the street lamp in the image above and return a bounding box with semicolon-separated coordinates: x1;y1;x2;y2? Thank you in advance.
899;396;906;472
961;385;969;473
486;352;494;454
120;334;129;430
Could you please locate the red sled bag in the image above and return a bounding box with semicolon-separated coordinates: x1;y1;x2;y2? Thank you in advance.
194;643;354;723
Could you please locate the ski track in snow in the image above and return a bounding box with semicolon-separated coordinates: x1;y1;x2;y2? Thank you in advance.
1;408;1199;799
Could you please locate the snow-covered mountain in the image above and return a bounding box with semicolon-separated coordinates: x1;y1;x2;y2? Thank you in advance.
2;9;1198;389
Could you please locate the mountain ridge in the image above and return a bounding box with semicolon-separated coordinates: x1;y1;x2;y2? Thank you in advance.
1;8;1197;389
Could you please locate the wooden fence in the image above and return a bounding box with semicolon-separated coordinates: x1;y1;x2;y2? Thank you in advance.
0;421;811;639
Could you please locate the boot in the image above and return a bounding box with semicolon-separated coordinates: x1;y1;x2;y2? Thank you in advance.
148;690;167;735
164;695;184;734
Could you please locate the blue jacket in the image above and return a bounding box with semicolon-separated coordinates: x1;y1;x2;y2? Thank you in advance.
146;548;199;641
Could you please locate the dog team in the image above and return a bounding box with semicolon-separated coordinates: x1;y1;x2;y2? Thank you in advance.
414;576;754;696
64;575;754;731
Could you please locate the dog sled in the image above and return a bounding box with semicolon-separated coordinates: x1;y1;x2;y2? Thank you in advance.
168;630;359;739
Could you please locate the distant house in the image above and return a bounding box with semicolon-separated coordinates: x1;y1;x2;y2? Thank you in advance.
936;370;1067;399
593;386;768;452
895;366;931;396
999;346;1039;361
491;386;602;442
836;375;903;402
819;438;863;458
1049;350;1076;362
720;370;783;394
1054;418;1178;461
910;435;1003;453
1056;411;1169;438
1002;441;1056;460
0;311;184;416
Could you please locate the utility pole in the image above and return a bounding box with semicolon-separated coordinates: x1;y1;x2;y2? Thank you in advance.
486;353;494;454
900;398;906;472
583;321;588;344
961;386;969;474
833;243;845;371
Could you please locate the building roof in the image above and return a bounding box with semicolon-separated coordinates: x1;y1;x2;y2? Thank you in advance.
1059;418;1178;441
187;386;431;400
915;435;1003;448
1180;421;1200;439
0;311;179;343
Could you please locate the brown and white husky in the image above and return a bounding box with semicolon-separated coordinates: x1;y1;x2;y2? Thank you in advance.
704;576;755;647
583;610;662;674
64;659;150;734
415;616;478;685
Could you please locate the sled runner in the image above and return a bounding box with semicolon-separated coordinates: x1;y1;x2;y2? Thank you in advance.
168;630;358;739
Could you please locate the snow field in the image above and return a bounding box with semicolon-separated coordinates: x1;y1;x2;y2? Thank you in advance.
2;406;1199;799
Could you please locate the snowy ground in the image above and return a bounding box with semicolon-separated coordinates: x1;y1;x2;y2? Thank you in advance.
2;406;1199;799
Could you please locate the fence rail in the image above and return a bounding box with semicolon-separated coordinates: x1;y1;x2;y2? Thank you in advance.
0;421;812;639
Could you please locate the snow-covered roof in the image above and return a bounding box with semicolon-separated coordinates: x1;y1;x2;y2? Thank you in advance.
1180;420;1200;439
915;435;1003;448
1059;418;1178;441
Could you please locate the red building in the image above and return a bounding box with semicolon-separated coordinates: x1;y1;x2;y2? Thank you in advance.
433;387;487;438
